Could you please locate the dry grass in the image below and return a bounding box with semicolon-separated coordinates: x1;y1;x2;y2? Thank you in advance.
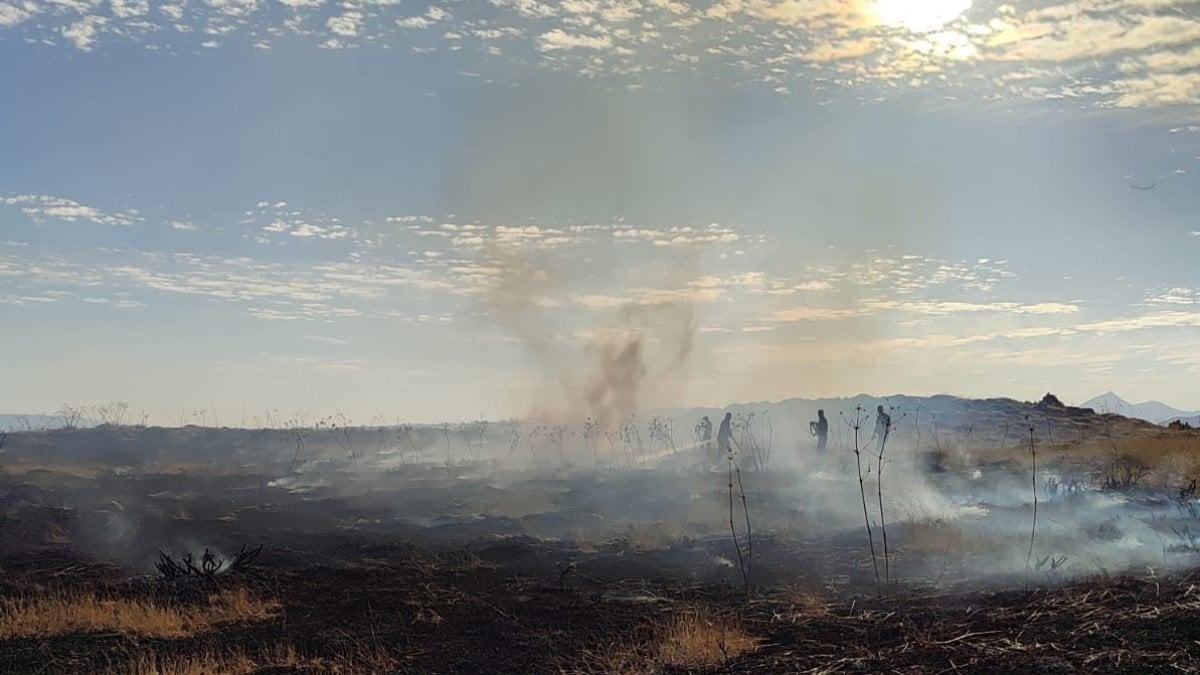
2;460;109;480
780;586;829;618
566;609;760;674
104;640;398;675
0;587;280;639
901;519;1009;556
655;610;760;669
946;427;1200;492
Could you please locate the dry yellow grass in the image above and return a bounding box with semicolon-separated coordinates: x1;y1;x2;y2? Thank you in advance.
947;427;1200;490
565;609;760;674
0;587;280;639
654;610;760;669
105;640;397;675
3;460;109;480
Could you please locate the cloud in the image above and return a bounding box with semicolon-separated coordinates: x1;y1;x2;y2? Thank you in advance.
1;194;141;226
1145;287;1200;306
62;15;106;51
537;27;612;51
1;0;1196;108
864;300;1080;316
1076;311;1200;334
269;355;371;373
0;1;38;27
612;224;741;246
769;306;864;322
327;11;361;37
302;334;351;345
110;0;149;19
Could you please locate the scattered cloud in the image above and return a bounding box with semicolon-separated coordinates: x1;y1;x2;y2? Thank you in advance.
61;15;106;51
537;28;611;51
770;306;864;322
1;194;141;226
302;334;352;345
2;0;1195;108
863;300;1080;316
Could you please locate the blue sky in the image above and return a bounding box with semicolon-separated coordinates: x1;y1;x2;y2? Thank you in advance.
2;0;1199;424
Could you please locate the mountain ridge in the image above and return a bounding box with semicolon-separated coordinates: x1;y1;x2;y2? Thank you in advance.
1079;392;1199;425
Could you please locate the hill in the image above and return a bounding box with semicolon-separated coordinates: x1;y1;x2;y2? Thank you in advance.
1079;391;1198;425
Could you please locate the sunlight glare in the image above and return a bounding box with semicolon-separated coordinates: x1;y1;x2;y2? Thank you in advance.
873;0;972;32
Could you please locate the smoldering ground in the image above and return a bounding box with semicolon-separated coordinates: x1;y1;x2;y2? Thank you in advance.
4;397;1198;592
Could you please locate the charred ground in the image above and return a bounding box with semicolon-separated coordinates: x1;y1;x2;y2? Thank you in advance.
2;394;1199;673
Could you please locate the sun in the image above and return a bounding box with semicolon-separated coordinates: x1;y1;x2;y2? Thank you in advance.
872;0;972;32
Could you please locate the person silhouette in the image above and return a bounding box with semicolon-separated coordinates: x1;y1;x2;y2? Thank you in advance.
809;409;828;454
717;412;733;455
696;416;713;452
875;405;892;452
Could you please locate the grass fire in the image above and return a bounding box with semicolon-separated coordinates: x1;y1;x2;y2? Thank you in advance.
2;392;1200;673
4;1;1200;670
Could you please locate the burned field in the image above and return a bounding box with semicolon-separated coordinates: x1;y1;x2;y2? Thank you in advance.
3;396;1200;673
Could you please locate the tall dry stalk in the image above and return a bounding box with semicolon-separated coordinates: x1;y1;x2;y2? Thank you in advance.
912;405;922;462
726;452;749;594
1025;418;1038;586
844;406;879;586
734;458;752;578
876;417;890;585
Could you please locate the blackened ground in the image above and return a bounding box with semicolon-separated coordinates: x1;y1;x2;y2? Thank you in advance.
2;461;1200;673
3;540;1200;673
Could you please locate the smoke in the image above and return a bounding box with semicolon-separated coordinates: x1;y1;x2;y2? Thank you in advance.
581;302;696;424
474;239;702;427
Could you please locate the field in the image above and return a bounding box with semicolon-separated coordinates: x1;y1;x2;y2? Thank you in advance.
2;395;1200;673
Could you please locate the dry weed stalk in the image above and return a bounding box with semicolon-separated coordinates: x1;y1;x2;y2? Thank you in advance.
155;544;262;582
726;451;749;594
734;456;752;579
1025;417;1038;587
843;405;880;586
877;411;891;585
912;405;922;462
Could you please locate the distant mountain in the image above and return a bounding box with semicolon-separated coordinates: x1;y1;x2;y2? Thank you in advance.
1079;392;1199;425
1164;415;1200;428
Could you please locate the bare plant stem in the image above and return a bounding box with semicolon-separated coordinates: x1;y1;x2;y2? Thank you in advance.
913;407;922;462
877;430;890;585
1025;424;1038;587
847;408;880;586
734;458;752;577
727;455;749;594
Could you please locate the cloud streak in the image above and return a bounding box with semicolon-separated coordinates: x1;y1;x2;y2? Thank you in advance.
2;1;1197;108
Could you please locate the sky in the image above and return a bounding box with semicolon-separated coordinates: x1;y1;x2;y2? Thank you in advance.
1;0;1199;425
